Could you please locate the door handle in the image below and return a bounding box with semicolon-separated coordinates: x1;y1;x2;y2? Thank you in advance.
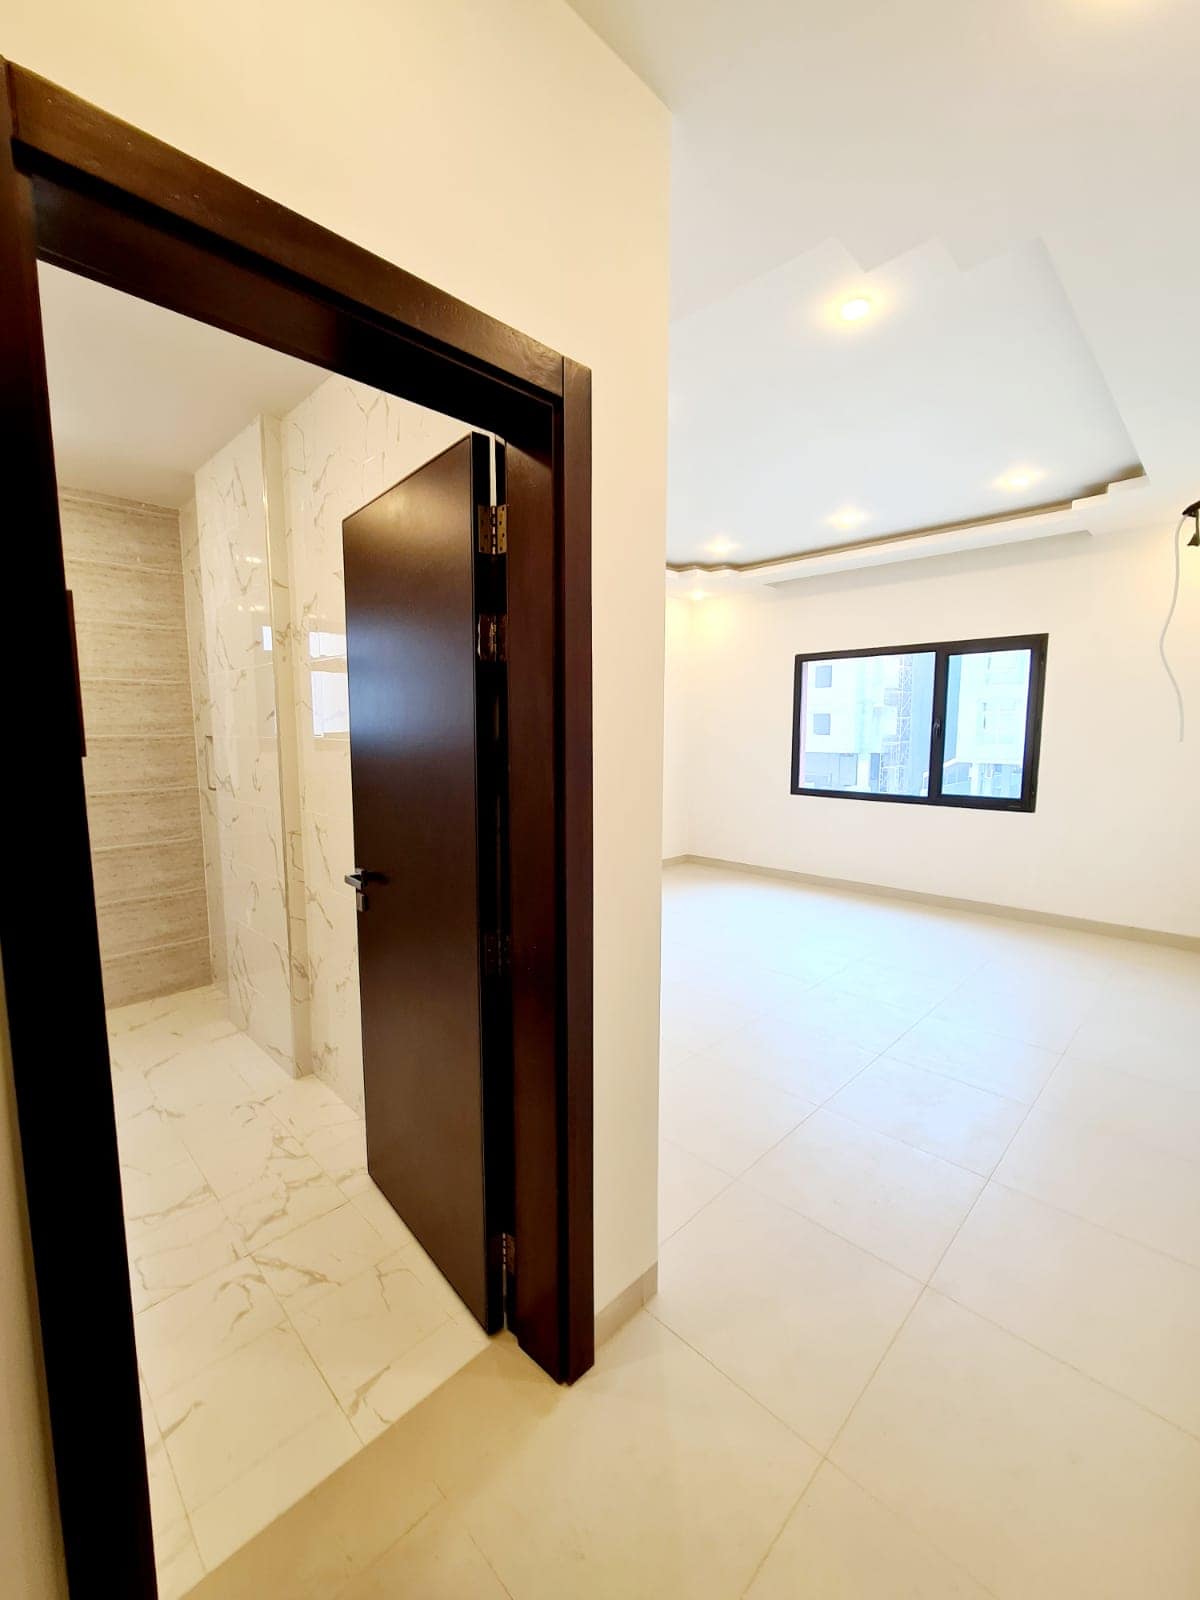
344;867;384;912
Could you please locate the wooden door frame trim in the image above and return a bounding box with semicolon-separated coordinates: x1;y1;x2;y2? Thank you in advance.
0;59;593;1598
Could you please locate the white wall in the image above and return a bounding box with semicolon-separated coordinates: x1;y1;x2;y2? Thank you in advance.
669;527;1200;938
662;595;691;857
0;0;669;1562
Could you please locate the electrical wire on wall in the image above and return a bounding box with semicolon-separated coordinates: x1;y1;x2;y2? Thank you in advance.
1159;499;1199;742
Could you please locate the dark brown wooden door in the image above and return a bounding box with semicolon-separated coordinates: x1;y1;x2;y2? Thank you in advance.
343;432;501;1330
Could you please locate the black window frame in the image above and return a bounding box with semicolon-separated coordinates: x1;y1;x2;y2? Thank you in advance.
790;632;1048;813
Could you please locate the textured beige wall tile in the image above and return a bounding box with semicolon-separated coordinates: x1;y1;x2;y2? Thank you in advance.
84;736;197;796
97;890;209;959
102;940;212;1009
65;558;187;629
79;678;195;741
73;621;191;682
60;492;182;572
92;839;207;906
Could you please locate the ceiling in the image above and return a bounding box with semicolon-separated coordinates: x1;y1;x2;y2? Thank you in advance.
568;0;1200;573
39;264;326;507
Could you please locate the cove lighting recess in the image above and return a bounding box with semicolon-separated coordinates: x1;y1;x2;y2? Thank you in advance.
828;507;869;532
994;466;1044;493
839;296;873;322
704;536;740;558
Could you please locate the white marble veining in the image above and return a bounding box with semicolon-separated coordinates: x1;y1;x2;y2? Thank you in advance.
279;379;467;1112
110;986;487;1592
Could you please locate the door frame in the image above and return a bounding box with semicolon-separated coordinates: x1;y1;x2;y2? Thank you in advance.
0;60;593;1598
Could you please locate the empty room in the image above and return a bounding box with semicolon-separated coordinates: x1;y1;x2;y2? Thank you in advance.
3;1;1200;1598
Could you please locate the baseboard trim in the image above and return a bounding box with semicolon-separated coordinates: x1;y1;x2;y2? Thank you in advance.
668;854;1200;952
594;1263;658;1347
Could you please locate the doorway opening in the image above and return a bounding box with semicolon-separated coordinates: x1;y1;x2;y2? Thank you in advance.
1;60;592;1600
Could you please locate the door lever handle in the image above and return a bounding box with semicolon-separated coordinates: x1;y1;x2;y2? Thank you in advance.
344;867;384;912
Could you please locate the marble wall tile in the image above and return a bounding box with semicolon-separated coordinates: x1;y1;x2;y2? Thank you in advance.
191;422;298;1071
182;497;228;990
62;490;212;1006
280;378;468;1113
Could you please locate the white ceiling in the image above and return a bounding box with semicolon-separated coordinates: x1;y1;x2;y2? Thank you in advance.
569;0;1200;571
39;264;325;507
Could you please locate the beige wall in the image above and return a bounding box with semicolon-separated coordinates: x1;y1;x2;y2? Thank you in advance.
0;971;68;1600
1;0;669;1567
62;491;211;1006
669;527;1200;937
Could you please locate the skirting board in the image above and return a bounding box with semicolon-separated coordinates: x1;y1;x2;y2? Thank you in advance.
595;1263;658;1348
665;854;1200;952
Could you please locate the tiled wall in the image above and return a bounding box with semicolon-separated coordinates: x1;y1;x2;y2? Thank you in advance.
280;379;466;1112
188;420;302;1075
63;490;211;1006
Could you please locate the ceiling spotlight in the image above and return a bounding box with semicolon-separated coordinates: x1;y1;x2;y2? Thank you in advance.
704;536;739;558
839;296;873;322
687;588;709;603
994;466;1043;493
828;507;868;531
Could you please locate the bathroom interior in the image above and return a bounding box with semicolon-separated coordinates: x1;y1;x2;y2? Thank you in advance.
41;264;492;1597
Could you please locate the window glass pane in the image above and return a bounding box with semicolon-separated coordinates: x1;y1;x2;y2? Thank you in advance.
797;651;935;796
942;648;1031;799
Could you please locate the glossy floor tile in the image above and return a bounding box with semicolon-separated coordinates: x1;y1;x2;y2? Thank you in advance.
108;985;487;1594
178;866;1200;1597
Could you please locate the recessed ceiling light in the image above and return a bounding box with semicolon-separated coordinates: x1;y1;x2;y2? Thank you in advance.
704;535;739;558
687;588;709;603
828;506;869;531
994;466;1044;492
839;296;873;322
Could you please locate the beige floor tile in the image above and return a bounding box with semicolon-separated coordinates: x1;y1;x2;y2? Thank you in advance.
658;1138;731;1242
928;972;1099;1053
338;1504;510;1599
886;1014;1059;1103
935;1183;1200;1435
703;1011;878;1102
653;1182;920;1449
158;1322;350;1512
994;1103;1200;1268
136;1257;286;1402
1069;997;1200;1091
832;1291;1200;1598
189;1407;360;1571
744;1109;983;1280
746;1462;993;1598
414;1314;822;1600
660;1051;813;1174
1039;1053;1200;1166
346;1179;419;1252
829;1058;1027;1175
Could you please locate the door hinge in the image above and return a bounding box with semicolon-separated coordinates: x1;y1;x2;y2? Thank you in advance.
477;613;507;662
483;931;512;978
477;503;508;556
502;1231;516;1277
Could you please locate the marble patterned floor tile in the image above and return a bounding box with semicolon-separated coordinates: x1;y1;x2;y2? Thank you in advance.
287;1250;460;1438
158;1322;351;1513
136;1257;287;1403
220;1154;346;1255
252;1199;397;1310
